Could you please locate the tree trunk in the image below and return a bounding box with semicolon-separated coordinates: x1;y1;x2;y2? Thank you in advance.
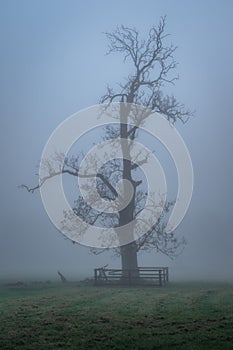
120;242;138;270
118;102;139;280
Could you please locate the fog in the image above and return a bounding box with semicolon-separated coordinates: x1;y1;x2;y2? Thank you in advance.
1;0;233;282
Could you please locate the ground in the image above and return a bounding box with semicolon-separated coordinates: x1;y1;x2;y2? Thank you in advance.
0;281;232;349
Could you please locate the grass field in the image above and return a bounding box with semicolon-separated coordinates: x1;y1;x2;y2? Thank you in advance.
0;281;232;349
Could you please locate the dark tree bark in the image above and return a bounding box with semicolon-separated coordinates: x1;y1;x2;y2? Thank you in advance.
117;101;139;274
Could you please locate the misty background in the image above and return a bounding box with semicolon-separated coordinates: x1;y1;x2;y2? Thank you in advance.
1;0;233;281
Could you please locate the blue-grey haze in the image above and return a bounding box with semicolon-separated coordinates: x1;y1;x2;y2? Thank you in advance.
0;0;233;281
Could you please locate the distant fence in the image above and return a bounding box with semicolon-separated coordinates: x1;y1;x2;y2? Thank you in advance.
94;267;169;286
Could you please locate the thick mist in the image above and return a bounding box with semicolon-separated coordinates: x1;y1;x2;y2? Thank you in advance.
1;0;233;282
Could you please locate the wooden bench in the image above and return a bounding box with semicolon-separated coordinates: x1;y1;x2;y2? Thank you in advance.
94;267;169;286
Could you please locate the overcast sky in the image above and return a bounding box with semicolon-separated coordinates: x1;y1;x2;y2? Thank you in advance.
1;0;233;281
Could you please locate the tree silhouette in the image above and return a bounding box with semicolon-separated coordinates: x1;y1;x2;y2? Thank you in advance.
22;17;192;273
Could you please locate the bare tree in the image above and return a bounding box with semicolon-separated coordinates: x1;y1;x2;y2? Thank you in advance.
22;17;192;273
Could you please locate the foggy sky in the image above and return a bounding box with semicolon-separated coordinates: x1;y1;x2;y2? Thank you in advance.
1;0;233;281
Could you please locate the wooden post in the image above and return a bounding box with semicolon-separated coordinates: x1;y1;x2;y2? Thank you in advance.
57;270;67;283
128;270;132;285
159;270;162;286
166;267;169;282
163;268;167;283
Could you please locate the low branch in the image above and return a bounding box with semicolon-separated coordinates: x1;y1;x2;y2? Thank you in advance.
20;166;120;199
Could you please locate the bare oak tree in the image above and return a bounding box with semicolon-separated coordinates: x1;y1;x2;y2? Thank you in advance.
22;17;192;273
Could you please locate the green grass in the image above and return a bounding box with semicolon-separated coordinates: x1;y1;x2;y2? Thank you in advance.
0;281;233;349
